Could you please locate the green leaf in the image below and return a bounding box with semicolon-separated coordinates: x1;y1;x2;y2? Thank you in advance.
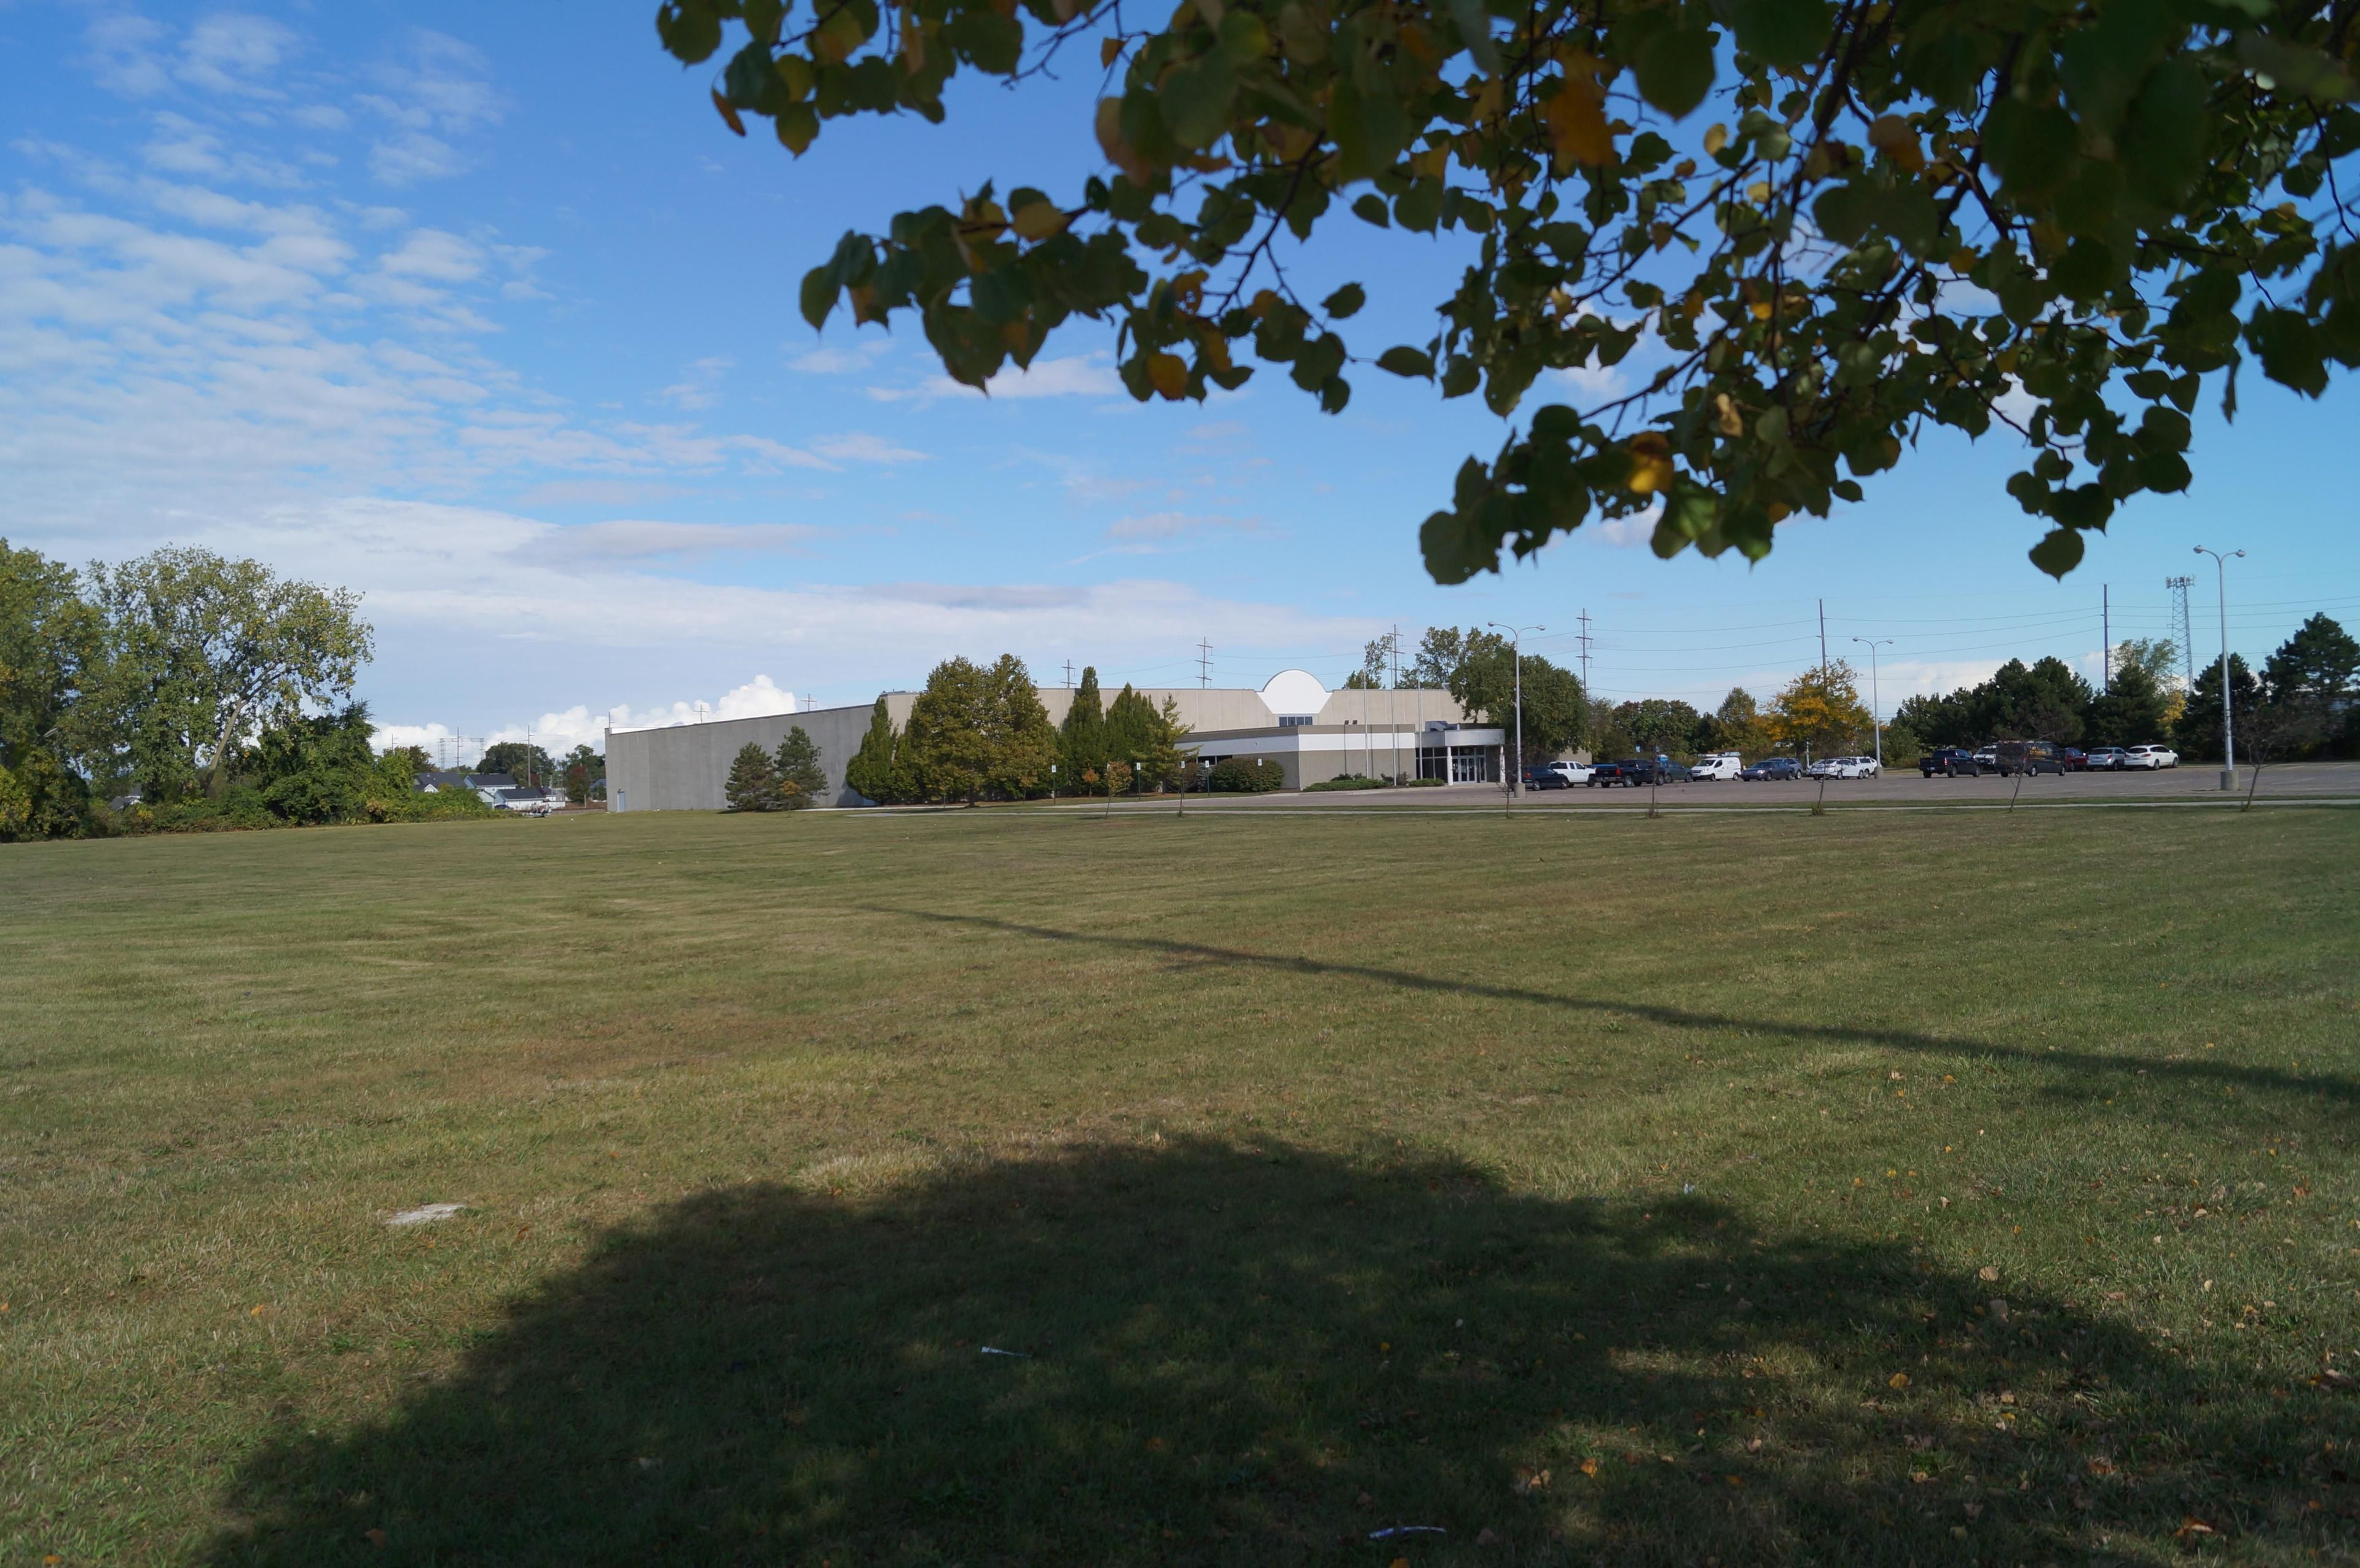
656;0;723;64
800;265;838;331
1160;49;1238;149
1318;374;1351;413
1981;99;2077;199
723;41;776;108
1447;0;1501;74
2236;31;2356;104
1635;23;1717;119
1323;283;1366;319
1729;0;1826;68
2028;526;2086;579
1376;345;1434;378
2249;308;2328;396
1351;192;1391;227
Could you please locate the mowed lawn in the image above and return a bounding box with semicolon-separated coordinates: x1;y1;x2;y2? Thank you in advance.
2;805;2356;1566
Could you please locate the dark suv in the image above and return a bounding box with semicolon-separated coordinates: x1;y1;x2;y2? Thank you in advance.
1921;747;1982;777
1996;740;2066;777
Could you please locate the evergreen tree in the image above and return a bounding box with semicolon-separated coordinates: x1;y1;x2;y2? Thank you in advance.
1103;684;1188;790
2174;653;2261;762
2263;615;2359;708
772;725;827;808
1058;665;1107;787
724;742;779;812
2085;657;2173;748
844;696;899;803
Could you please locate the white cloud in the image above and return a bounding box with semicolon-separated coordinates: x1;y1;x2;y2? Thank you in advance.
85;15;175;97
1589;500;1662;549
658;355;731;410
360;31;500;185
808;431;924;465
789;341;889;374
1106;511;1259;541
181;15;299;96
379;227;484;282
870;354;1122;403
533;520;824;562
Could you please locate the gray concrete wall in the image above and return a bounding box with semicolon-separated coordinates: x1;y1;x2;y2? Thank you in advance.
607;694;913;812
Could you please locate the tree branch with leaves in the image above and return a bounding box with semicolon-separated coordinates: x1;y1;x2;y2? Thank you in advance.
661;0;2360;581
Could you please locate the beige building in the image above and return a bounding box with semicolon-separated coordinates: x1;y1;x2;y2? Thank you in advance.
606;669;1507;810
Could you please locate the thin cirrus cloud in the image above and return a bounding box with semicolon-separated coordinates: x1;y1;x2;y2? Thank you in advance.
866;354;1123;403
1106;511;1262;542
530;520;828;563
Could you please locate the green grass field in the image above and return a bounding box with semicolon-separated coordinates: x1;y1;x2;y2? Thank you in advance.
4;806;2356;1566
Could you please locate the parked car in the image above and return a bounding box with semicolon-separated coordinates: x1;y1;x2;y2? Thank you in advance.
1972;745;2001;769
1521;766;1568;790
2124;743;2179;769
1585;761;1630;786
2084;747;2129;770
1806;757;1839;779
1741;757;1803;781
1847;755;1882;777
1822;756;1876;778
2059;747;2088;770
1996;740;2065;777
1921;747;1982;777
1637;758;1694;784
1688;751;1744;781
1543;760;1595;786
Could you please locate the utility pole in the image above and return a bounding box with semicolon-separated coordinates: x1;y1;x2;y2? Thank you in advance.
1388;624;1401;785
1576;608;1592;692
1488;621;1543;801
2194;547;2245;790
1063;659;1074;689
2101;584;2110;694
2165;575;2197;692
1818;598;1828;672
1851;637;1893;766
1197;638;1212;689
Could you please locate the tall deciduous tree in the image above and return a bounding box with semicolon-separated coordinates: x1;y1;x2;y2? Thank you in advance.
1768;662;1871;762
480;742;560;786
985;654;1060;798
87;547;371;800
666;0;2360;582
1105;683;1188;788
1450;638;1586;761
0;540;103;840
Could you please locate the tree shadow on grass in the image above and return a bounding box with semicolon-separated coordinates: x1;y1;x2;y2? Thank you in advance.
211;1142;2350;1566
870;907;2359;1110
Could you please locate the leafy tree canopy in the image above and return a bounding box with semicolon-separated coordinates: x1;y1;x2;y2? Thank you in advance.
1767;659;1871;758
663;0;2360;582
480;742;560;786
84;547;371;800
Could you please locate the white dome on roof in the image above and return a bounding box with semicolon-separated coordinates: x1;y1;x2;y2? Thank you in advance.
1260;668;1328;718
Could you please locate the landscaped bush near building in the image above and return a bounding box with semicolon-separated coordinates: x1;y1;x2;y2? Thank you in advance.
1304;774;1385;792
1206;758;1284;793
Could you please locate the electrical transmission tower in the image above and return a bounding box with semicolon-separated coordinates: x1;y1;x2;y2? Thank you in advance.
1197;638;1213;688
2165;575;2197;691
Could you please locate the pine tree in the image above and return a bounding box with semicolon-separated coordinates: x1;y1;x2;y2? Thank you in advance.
724;743;779;812
772;725;827;809
1103;684;1186;790
844;697;898;803
1059;665;1107;788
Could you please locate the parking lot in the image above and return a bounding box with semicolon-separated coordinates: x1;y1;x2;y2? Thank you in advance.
1190;759;2360;810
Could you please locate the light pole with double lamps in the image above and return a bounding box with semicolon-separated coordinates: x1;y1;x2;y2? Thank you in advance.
2193;546;2244;790
1487;621;1544;798
1851;637;1893;767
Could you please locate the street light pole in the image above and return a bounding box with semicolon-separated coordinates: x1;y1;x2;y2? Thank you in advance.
1851;636;1893;767
2194;546;2245;790
1487;621;1544;799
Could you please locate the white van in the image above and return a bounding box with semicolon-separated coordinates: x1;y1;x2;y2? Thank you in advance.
1689;751;1744;781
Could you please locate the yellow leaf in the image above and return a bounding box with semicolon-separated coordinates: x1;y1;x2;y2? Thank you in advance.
1012;201;1069;241
250;1304;266;1317
1101;36;1124;68
1625;433;1673;494
1713;392;1743;436
1888;1371;1911;1389
1147;352;1189;399
1750;300;1774;321
1095;98;1154;184
1703;122;1728;155
1868;114;1925;174
1579;1456;1600;1476
711;90;746;138
1541;74;1613;170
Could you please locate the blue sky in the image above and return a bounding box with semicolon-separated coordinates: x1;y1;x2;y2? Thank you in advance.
5;4;2356;757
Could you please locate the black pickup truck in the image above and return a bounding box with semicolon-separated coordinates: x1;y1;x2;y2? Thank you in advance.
1921;747;1983;777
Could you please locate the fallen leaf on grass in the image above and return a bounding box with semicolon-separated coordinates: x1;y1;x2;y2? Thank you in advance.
2175;1515;2220;1540
1579;1456;1599;1476
364;1528;387;1546
1978;1265;2000;1282
1889;1373;1911;1390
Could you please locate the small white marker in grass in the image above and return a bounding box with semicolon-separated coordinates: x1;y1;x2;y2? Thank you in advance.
387;1203;468;1226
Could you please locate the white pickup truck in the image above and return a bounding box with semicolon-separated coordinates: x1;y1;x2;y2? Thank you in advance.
1688;751;1744;781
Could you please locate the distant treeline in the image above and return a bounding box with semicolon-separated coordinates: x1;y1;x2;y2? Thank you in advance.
0;539;471;841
